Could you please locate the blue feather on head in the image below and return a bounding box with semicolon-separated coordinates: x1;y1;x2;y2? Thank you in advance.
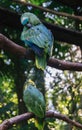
21;17;29;25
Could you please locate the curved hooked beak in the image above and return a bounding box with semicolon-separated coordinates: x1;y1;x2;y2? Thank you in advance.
26;23;32;29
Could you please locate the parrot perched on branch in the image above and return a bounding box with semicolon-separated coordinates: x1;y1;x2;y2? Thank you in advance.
20;12;54;70
23;80;45;130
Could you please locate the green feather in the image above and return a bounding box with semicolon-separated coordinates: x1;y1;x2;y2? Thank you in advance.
35;117;45;130
21;12;54;70
23;81;45;130
35;54;47;70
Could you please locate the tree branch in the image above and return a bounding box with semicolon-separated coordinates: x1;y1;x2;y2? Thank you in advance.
12;0;82;22
55;0;82;9
0;7;82;49
0;111;82;130
47;58;82;71
0;113;34;130
0;33;82;71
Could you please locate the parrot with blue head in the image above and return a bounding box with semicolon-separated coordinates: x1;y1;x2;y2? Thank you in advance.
23;80;45;130
21;12;54;70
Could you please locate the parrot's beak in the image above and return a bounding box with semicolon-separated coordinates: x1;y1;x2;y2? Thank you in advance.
26;23;32;29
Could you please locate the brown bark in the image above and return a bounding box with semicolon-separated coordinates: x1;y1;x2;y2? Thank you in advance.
0;33;82;71
0;7;82;49
55;0;82;8
0;111;82;130
12;0;82;21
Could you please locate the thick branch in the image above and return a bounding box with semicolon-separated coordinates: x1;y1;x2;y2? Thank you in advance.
12;0;82;22
0;7;82;49
46;111;82;129
0;113;34;130
47;58;82;71
0;33;82;71
43;21;82;49
55;0;82;8
0;111;82;130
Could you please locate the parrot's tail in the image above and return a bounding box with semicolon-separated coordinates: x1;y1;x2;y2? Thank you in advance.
35;54;47;70
35;117;45;130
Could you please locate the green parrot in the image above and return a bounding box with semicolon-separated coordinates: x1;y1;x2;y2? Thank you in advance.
23;80;45;130
20;12;54;70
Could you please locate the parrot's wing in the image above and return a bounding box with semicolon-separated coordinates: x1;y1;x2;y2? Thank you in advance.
21;24;54;55
25;40;44;56
23;85;45;118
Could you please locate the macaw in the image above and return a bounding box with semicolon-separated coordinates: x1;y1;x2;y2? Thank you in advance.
23;80;45;130
20;12;54;70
